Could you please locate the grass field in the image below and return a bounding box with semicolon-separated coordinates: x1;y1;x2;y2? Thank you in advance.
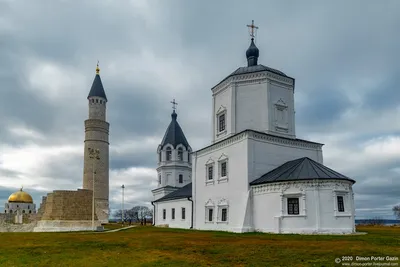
0;226;398;267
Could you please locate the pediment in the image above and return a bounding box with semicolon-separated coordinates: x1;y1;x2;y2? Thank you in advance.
218;153;228;161
205;199;215;207
218;198;228;206
216;105;227;114
205;158;215;165
275;98;287;108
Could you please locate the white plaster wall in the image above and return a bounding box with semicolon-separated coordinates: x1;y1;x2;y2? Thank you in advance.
247;136;323;184
154;199;192;229
235;82;269;134
193;136;250;232
212;85;233;143
4;203;36;214
267;82;295;137
252;180;355;234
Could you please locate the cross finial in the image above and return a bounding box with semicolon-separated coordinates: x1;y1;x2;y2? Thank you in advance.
246;20;259;39
170;99;178;111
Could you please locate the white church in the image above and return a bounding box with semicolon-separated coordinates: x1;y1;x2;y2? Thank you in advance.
151;21;356;234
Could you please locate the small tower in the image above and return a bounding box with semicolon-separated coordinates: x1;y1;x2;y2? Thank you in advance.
152;100;192;201
82;63;110;223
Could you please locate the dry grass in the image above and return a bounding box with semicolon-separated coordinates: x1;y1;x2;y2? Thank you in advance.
0;225;398;267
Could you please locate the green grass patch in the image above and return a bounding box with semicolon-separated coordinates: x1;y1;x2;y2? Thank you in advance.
0;225;398;266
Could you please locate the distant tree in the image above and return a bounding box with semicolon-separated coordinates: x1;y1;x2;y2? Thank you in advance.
368;216;384;225
393;205;400;220
129;206;152;225
113;209;130;222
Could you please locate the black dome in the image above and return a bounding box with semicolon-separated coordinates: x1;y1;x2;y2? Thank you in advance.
246;38;259;66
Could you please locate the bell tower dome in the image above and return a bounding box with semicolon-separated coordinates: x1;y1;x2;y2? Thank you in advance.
152;100;192;201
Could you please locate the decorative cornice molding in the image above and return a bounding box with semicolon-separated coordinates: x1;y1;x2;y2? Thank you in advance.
197;132;247;156
212;70;294;93
247;131;322;150
196;130;322;157
252;180;353;195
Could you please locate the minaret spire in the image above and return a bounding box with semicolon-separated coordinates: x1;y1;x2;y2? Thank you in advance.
96;60;100;75
246;20;260;67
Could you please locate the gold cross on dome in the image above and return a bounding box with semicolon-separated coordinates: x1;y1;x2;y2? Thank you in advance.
246;20;259;39
171;99;178;111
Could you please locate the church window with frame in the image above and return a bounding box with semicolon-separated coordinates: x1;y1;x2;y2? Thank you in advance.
218;113;226;132
337;196;345;212
181;207;186;220
163;209;166;220
177;147;183;161
166;147;172;161
208;208;213;222
171;208;175;220
178;174;183;184
287;198;299;215
220;161;227;177
158;174;161;185
221;208;227;222
159;152;161;162
207;165;214;180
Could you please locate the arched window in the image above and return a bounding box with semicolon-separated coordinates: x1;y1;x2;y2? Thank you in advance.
179;174;183;183
158;174;161;184
22;210;25;214
9;210;12;213
29;210;32;214
4;210;6;213
166;147;172;161
178;147;183;161
159;152;161;162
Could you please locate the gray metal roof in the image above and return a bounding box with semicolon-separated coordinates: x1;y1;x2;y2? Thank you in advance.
160;111;190;149
88;74;107;101
212;64;293;90
153;183;192;202
250;157;355;186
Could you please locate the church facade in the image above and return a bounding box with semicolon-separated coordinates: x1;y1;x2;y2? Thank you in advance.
151;22;356;234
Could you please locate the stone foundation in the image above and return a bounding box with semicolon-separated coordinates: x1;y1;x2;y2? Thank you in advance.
33;220;101;232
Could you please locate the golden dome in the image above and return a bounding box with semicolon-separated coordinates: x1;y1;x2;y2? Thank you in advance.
8;188;33;203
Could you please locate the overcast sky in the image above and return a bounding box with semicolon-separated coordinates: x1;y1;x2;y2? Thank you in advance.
0;0;399;219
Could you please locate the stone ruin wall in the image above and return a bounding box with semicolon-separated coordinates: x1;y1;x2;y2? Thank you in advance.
39;189;98;221
0;213;38;232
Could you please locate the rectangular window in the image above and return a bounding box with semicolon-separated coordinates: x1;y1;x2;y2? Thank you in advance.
221;208;227;222
182;208;185;220
163;209;166;220
337;196;345;212
208;208;213;222
179;174;183;183
208;166;213;180
218;114;225;132
172;208;175;220
221;161;227;177
178;149;183;161
287;198;299;215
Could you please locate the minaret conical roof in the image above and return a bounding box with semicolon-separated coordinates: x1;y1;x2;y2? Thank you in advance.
87;64;107;101
160;110;190;149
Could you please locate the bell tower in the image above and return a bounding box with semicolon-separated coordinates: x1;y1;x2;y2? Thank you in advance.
82;63;110;223
152;100;192;201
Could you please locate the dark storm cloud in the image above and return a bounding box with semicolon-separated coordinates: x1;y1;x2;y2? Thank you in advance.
1;0;399;219
296;88;351;127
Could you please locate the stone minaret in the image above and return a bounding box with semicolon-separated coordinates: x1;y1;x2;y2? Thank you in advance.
83;63;110;223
